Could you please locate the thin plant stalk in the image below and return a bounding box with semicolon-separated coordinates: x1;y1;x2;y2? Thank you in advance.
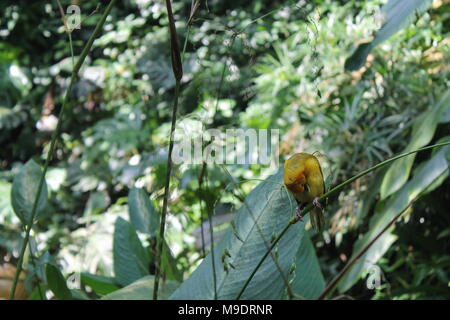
197;160;218;299
152;79;181;300
9;0;117;300
153;0;200;299
236;140;450;299
28;242;44;300
204;169;218;299
198;162;208;258
152;0;185;300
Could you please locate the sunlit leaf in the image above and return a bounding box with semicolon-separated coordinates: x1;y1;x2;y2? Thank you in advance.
380;90;450;200
113;217;150;286
128;187;159;236
161;241;183;283
345;0;433;71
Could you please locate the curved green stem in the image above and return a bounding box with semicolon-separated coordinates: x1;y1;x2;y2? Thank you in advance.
235;140;450;299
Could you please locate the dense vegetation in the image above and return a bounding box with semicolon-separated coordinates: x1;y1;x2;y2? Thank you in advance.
0;0;449;300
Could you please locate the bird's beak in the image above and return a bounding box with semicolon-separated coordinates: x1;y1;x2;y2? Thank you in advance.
304;183;310;193
286;182;304;193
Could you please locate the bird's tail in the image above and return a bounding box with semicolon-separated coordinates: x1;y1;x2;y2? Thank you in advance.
310;207;324;232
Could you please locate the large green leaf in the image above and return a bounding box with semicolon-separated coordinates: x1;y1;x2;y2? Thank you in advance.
170;168;305;299
128;187;159;236
345;0;433;71
290;231;325;299
11;159;48;224
45;263;72;300
113;217;150;287
380;90;450;200
101;275;178;300
338;143;450;292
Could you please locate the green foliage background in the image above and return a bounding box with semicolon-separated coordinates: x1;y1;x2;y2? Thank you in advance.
0;0;449;300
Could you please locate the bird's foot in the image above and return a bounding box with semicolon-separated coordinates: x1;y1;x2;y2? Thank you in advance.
295;205;304;222
313;197;323;211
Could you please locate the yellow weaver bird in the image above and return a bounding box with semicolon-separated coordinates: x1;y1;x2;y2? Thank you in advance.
284;152;325;231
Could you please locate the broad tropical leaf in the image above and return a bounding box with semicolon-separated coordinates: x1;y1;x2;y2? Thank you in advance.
170;168;306;300
380;90;450;200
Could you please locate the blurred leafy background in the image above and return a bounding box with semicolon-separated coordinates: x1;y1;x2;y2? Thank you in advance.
0;0;449;300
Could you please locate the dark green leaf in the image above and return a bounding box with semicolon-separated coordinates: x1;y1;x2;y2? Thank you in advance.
344;42;373;72
45;263;72;300
11;159;48;224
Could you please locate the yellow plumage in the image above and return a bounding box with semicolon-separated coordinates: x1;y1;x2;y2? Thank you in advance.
284;153;325;231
